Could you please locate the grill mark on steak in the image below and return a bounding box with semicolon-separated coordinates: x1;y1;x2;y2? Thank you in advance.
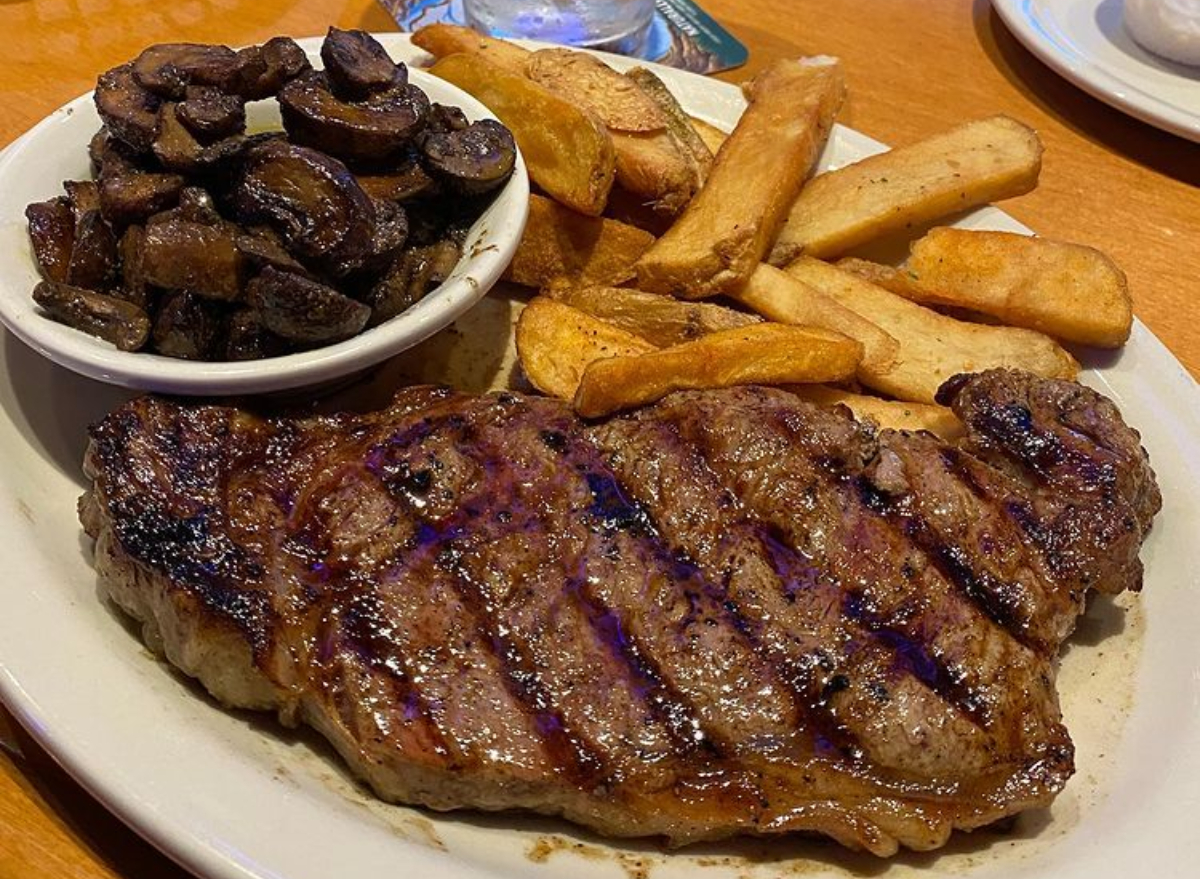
369;407;613;788
852;473;1041;653
607;390;1064;780
590;415;872;766
80;370;1161;853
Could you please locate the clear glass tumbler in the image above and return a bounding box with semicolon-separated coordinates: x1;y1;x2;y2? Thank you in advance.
462;0;656;55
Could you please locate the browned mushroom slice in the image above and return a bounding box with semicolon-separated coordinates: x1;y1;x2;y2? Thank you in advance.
367;238;461;325
142;219;245;301
67;210;118;291
370;199;409;264
233;37;312;100
278;71;429;162
421;119;516;195
89;128;148;178
235;139;376;273
223;307;290;360
320;28;406;100
117;225;150;309
234;228;314;279
131;43;239;99
177;85;245;141
26;198;75;283
355;159;438;202
99;170;185;228
65;180;102;217
33;280;150;351
174;186;223;225
247;266;370;344
153;103;245;173
426;103;469;134
151;290;224;359
95;64;162;153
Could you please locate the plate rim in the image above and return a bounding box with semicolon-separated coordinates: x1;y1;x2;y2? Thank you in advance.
990;0;1200;142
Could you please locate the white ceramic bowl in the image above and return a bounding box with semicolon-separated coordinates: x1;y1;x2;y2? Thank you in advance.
0;67;529;395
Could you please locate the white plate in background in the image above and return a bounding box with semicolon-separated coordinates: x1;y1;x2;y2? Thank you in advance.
1;33;1199;879
992;0;1200;142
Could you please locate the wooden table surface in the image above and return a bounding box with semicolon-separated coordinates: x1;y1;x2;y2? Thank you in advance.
0;1;1196;876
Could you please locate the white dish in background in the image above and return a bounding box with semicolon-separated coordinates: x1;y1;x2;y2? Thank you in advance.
0;63;529;395
991;0;1200;141
2;32;1200;879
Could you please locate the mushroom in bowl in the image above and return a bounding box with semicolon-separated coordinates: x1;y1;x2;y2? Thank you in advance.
0;29;528;395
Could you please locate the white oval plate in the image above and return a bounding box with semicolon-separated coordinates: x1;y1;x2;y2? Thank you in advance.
992;0;1200;142
0;60;529;395
1;33;1199;879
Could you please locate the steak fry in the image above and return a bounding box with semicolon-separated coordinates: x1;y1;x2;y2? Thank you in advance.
80;371;1159;855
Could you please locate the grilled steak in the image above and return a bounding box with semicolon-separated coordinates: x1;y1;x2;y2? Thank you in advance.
79;370;1159;855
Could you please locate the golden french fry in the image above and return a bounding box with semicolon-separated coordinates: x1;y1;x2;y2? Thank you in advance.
784;256;1078;404
411;23;531;74
574;323;862;418
836;258;929;301
524;49;701;216
770;115;1043;264
636;57;845;298
429;54;615;216
515;297;656;401
903;228;1133;348
525;49;667;132
505;194;655;288
688;116;728;155
730;263;899;378
543;279;760;347
785;385;963;439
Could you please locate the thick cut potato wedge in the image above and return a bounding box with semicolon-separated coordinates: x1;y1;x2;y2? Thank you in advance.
689;116;728;155
785;385;963;439
770;116;1043;264
524;49;701;215
785;257;1078;404
730;263;899;378
429;54;615;216
505;194;655;288
574;323;862;418
543;279;759;346
411;24;530;73
516;297;655;400
904;228;1133;348
836;258;929;301
635;57;845;298
626;67;714;182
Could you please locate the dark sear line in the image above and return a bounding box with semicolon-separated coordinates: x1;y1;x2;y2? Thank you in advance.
365;405;610;789
367;396;739;794
636;394;1032;747
472;413;742;768
566;572;725;761
852;473;1045;655
588;414;872;769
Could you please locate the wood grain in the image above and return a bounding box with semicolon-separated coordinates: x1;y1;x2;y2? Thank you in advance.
0;1;1196;876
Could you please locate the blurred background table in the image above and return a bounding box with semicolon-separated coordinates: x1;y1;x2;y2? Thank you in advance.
1;1;1196;876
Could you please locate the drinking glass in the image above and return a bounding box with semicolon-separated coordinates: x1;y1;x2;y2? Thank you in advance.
462;0;656;55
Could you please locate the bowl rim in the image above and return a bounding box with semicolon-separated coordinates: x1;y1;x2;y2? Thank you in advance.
0;65;530;395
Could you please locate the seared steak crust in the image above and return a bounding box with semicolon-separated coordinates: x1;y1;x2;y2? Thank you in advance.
80;371;1160;854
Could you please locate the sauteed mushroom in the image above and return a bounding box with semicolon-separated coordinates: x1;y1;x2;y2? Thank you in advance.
278;71;430;162
247;266;370;344
321;28;406;100
235;138;376;273
421;119;516;195
94;64;161;153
